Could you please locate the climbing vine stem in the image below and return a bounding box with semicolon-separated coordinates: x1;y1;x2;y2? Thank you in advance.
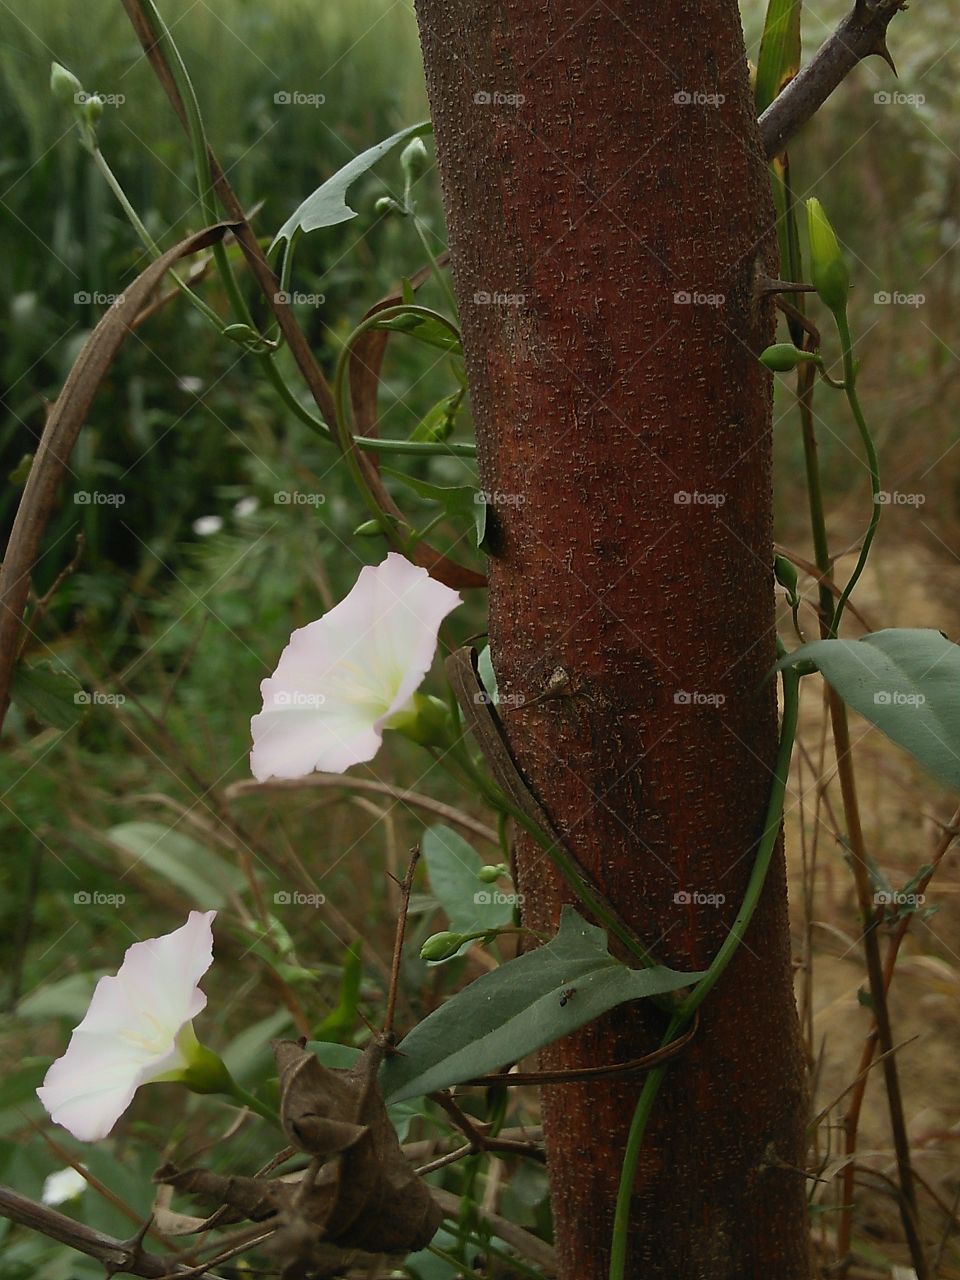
608;662;801;1280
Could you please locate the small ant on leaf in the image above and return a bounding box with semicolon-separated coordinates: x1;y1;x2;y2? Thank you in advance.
559;987;577;1007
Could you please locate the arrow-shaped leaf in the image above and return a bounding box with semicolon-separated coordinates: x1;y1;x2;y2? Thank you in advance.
270;121;432;251
380;907;702;1101
778;629;960;790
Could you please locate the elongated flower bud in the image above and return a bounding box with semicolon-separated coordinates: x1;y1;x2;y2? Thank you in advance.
421;931;466;962
50;62;83;106
401;137;429;181
774;555;800;604
806;198;850;316
759;343;820;373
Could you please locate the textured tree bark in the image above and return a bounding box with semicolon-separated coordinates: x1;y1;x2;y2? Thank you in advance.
414;3;809;1277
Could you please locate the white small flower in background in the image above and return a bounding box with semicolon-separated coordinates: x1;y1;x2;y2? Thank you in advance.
177;375;204;395
192;515;223;537
233;496;259;519
37;911;217;1142
250;552;461;780
41;1167;87;1205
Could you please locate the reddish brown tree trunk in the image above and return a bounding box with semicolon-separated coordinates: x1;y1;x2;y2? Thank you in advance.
414;3;809;1276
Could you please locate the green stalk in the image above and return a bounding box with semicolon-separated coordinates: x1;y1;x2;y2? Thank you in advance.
88;128;476;459
411;214;459;314
403;164;459;315
223;1080;280;1127
89;145;228;329
266;345;475;456
608;664;801;1280
331;304;467;545
827;310;881;636
136;0;251;325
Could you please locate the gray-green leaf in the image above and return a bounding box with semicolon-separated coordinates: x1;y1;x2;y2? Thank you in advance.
380;906;701;1101
778;629;960;790
270;121;432;250
421;823;513;939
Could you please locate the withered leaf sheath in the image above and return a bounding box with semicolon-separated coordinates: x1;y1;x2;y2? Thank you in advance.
156;1038;441;1278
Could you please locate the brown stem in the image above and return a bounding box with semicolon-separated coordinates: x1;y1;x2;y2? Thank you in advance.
827;688;928;1278
17;532;85;653
797;351;929;1277
836;802;960;1262
461;1010;700;1086
430;1187;557;1273
226;774;499;846
0;1186;210;1279
759;0;907;159
0;224;233;732
416;1135;546;1175
383;845;420;1039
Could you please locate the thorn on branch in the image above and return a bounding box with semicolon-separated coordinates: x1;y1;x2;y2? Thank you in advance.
758;0;908;159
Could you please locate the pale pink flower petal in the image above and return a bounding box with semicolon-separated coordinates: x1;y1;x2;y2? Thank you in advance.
250;553;461;780
37;911;216;1141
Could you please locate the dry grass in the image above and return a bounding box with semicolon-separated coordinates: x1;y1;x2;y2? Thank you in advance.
785;541;960;1275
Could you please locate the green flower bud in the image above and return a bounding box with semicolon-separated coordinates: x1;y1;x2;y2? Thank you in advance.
50;62;84;107
806;198;850;316
374;196;404;216
477;864;506;884
774;555;800;603
353;518;386;537
420;931;466;962
759;343;819;373
82;94;104;129
400;137;429;181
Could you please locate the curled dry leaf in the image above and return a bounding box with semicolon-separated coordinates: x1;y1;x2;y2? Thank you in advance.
0;223;239;730
156;1038;440;1278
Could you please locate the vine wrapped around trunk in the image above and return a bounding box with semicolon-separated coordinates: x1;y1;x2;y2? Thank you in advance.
413;2;810;1275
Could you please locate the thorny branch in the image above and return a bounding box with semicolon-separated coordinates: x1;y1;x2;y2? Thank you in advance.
759;0;908;158
0;1187;216;1279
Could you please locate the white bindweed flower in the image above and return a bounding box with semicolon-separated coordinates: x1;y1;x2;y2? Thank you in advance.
37;911;219;1142
41;1167;87;1205
250;552;461;781
192;515;223;537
